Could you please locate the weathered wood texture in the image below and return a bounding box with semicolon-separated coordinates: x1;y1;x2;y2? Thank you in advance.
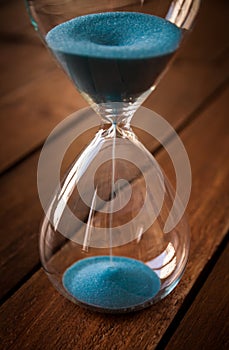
0;0;228;348
0;0;86;173
0;0;228;173
166;243;229;350
0;0;229;301
0;125;97;300
1;84;228;350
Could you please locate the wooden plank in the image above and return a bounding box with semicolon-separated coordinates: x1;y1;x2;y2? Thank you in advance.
0;0;228;173
0;0;54;97
0;125;95;301
0;152;41;300
0;70;87;172
176;0;229;61
0;85;228;350
145;0;229;119
166;243;229;350
0;0;86;172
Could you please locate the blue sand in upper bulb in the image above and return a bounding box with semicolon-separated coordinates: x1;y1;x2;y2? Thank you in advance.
46;12;182;102
63;256;161;310
46;12;181;59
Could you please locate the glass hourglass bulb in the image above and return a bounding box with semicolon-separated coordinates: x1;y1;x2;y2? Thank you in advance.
25;0;200;312
39;119;190;312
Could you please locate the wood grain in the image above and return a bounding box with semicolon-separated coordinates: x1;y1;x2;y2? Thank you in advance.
0;70;86;173
0;125;96;301
0;0;228;348
0;0;54;97
166;243;229;350
0;83;228;350
0;0;228;300
0;0;86;172
0;0;228;173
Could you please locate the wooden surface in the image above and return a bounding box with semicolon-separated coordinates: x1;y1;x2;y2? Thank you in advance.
0;0;229;349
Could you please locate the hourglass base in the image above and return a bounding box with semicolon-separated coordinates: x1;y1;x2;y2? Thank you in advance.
62;256;161;312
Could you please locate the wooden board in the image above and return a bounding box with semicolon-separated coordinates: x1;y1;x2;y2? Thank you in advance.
0;0;54;97
1;84;228;350
0;0;229;173
166;243;229;350
0;125;96;301
0;0;228;347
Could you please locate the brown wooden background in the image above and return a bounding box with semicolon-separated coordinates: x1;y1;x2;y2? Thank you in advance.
0;0;229;349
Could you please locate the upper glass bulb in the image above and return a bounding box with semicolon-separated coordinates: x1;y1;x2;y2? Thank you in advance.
26;0;200;120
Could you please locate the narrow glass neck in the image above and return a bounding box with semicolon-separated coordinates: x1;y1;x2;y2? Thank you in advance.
95;102;137;125
90;88;154;126
99;119;137;144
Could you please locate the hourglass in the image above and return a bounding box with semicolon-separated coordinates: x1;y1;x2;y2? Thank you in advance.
26;0;200;312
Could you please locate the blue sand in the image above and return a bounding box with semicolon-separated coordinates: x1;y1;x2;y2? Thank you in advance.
46;12;182;103
46;12;181;59
63;256;161;310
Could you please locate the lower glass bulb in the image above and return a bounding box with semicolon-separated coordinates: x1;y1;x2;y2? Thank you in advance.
39;123;189;313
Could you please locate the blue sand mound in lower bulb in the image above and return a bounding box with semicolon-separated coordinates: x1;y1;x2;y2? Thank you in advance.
63;256;161;310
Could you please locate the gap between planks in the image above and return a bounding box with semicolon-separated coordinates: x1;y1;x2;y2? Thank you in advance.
156;233;229;350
